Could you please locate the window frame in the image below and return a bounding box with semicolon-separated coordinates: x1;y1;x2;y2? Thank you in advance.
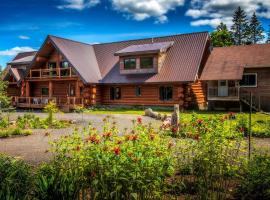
135;86;141;97
240;73;257;88
48;62;57;69
140;57;154;69
123;58;136;70
159;86;173;101
60;61;69;68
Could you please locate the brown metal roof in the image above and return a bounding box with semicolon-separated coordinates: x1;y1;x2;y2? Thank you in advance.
114;41;174;56
49;36;102;83
13;51;37;61
201;44;270;81
94;32;210;84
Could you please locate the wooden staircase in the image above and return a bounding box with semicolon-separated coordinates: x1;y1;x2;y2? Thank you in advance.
190;81;207;110
240;89;261;112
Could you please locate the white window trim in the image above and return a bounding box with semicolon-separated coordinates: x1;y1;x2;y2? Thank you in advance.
240;73;257;88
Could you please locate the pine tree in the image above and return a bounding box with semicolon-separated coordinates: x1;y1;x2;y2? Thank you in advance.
248;12;264;44
211;22;233;47
266;25;270;44
231;7;249;45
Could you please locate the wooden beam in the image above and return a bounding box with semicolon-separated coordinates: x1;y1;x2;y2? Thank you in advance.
75;81;80;98
25;82;30;97
49;81;53;98
36;56;47;62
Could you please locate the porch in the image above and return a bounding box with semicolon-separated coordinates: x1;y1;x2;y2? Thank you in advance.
12;96;83;109
28;67;77;79
207;80;240;101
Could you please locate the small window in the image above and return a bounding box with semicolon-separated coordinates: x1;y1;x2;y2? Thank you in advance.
124;58;136;69
140;57;153;69
60;61;69;68
110;87;121;100
135;86;141;97
240;73;257;87
41;88;49;96
159;86;173;101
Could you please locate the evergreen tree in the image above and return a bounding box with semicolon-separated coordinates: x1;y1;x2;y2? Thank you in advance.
248;12;264;44
266;25;270;44
211;22;233;47
231;7;249;45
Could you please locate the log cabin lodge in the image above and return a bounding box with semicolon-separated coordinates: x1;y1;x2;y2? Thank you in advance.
3;32;270;112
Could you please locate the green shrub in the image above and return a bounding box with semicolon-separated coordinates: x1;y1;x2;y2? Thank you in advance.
0;154;33;200
0;127;32;138
235;154;270;200
44;101;59;126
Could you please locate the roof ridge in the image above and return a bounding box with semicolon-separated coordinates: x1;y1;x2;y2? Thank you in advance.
93;31;209;46
214;43;270;49
48;35;92;46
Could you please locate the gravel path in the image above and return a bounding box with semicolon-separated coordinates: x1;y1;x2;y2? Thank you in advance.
0;112;160;165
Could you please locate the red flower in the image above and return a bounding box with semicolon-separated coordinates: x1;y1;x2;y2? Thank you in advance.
194;134;200;141
113;146;121;155
239;127;245;133
103;132;112;138
137;117;142;124
117;140;123;145
149;134;155;140
197;119;203;125
171;127;178;133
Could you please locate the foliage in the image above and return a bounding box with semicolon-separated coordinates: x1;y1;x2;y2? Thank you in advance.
235;153;270;199
248;12;264;44
44;101;59;126
0;154;33;200
231;6;249;45
0;78;10;108
43;117;174;199
17;113;69;129
211;23;233;47
0;127;32;138
266;24;270;44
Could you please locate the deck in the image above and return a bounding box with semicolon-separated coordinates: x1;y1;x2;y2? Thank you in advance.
12;97;83;109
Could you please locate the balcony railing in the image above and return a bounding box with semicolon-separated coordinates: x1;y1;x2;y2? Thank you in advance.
29;67;77;79
208;86;240;100
13;96;83;108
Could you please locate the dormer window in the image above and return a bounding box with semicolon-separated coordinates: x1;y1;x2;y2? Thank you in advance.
140;57;153;69
61;61;69;68
124;58;136;70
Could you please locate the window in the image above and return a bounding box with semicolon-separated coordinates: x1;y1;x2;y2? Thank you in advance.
60;61;69;68
135;86;141;97
159;86;173;101
240;73;257;87
140;57;153;69
124;58;136;69
110;87;121;100
48;62;56;69
41;88;49;96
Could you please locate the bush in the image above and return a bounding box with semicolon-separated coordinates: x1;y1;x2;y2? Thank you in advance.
0;154;33;200
43;117;175;199
235;154;270;200
16;113;69;129
0;127;32;138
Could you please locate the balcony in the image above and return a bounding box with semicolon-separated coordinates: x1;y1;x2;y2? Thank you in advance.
208;86;240;101
29;67;77;79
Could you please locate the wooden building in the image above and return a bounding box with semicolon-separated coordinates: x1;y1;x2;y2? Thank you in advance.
4;32;211;110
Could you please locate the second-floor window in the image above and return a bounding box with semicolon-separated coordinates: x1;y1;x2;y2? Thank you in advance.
61;61;69;68
41;88;49;96
140;57;153;69
48;62;56;69
124;58;136;69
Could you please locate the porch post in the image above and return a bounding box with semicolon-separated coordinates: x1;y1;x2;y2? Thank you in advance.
25;81;30;97
75;81;80;98
49;81;53;98
91;85;97;105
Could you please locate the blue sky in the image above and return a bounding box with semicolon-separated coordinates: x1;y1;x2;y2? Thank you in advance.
0;0;270;67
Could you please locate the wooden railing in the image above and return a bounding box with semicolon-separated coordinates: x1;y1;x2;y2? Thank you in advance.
13;96;83;108
208;87;239;98
29;67;77;79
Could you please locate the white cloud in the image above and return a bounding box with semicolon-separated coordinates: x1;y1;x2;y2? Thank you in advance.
111;0;185;23
0;47;36;56
18;35;30;40
186;0;270;28
57;0;100;10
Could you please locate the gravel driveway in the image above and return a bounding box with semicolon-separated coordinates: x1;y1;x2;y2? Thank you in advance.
0;112;160;165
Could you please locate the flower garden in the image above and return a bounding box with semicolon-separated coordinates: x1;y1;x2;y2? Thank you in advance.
0;112;270;200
